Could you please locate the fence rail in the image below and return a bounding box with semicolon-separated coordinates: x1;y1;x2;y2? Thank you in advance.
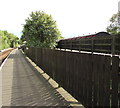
22;46;120;107
56;34;120;55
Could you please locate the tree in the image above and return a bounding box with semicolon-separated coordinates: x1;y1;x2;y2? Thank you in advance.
21;11;63;48
106;12;120;34
0;30;19;50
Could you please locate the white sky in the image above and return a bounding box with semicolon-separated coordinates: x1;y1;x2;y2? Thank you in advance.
0;0;119;38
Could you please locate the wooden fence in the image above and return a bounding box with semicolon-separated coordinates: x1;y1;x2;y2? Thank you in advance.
22;47;120;107
56;34;120;55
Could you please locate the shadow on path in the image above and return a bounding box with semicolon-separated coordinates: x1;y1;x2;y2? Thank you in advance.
10;50;70;107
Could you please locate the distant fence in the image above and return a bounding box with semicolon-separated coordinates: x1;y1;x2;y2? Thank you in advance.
22;47;120;107
56;34;120;55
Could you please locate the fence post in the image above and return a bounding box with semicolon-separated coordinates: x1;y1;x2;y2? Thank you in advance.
35;47;37;65
111;56;119;107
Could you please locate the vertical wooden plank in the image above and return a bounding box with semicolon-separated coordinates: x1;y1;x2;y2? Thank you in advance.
71;52;75;96
61;50;66;88
72;52;76;96
87;54;93;107
83;54;88;106
37;48;40;67
47;49;51;76
55;50;58;83
63;50;67;89
55;50;58;82
56;50;62;85
33;47;35;62
77;53;83;103
34;47;36;64
65;51;70;91
92;54;99;106
37;48;41;68
59;50;62;85
73;52;79;99
42;48;45;71
35;47;37;65
72;52;79;98
43;48;46;71
98;55;105;106
52;49;57;80
73;53;78;97
103;56;111;107
59;50;63;85
86;54;92;107
60;51;64;86
80;53;86;105
68;51;72;93
68;51;74;95
111;56;119;107
50;49;53;77
41;48;43;68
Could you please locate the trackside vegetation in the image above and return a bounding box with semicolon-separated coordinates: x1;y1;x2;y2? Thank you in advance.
0;30;19;50
106;12;120;34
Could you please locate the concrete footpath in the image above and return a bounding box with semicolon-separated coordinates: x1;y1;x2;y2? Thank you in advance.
1;49;70;107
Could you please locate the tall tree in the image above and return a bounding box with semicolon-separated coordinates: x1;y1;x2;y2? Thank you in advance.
106;12;120;34
21;11;63;48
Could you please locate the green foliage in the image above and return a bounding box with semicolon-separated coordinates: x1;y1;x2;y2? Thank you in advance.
21;11;63;48
0;30;19;50
106;12;120;34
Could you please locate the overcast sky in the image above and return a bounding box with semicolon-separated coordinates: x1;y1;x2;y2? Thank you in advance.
0;0;119;38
